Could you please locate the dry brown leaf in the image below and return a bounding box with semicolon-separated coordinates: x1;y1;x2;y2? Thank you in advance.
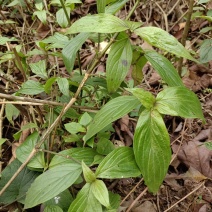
182;167;207;182
132;201;157;212
177;140;212;178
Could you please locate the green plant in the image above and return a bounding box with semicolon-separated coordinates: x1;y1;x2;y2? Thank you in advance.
0;0;205;211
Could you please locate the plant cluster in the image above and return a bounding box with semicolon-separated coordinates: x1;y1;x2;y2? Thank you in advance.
0;0;210;211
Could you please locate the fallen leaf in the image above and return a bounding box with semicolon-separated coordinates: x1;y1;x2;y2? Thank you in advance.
132;201;157;212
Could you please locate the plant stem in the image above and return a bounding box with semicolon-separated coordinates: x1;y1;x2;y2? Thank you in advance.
177;0;195;75
59;0;71;26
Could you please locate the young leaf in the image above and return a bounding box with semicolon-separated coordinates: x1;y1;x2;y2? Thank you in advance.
96;147;141;178
91;180;110;208
105;0;128;14
84;96;140;142
155;86;205;121
66;14;129;34
97;0;106;13
56;77;70;97
135;27;197;62
62;32;90;73
49;148;97;168
126;88;155;109
56;7;70;28
64;122;86;134
144;50;184;86
82;161;96;183
79;112;92;126
199;39;212;63
96;137;115;155
134;109;171;193
16;132;45;169
33;10;47;24
5;103;20;125
29;60;48;79
0;159;39;205
106;38;132;93
18;80;45;95
68;183;102;212
24;163;82;209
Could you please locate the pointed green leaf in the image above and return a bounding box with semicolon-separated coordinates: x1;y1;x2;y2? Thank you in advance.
135;27;197;62
16;132;45;169
96;147;141;178
106;38;132;92
134;109;171;193
84;96;140;141
91;180;110;208
24;163;82;209
105;0;128;14
155;87;205;121
0;159;39;204
144;50;184;86
33;10;47;24
66;14;129;34
82;161;96;183
65;122;86;134
68;183;102;212
56;7;70;28
126;88;155;109
29;60;48;79
49;148;97;168
18;80;45;95
56;77;70;97
5;103;20;125
96;138;115;155
62;32;90;73
199;39;212;63
44;205;63;212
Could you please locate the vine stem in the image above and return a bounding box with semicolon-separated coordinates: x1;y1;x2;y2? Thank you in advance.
0;0;141;196
177;0;195;75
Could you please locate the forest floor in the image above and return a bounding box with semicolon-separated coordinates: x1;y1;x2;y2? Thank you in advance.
0;0;212;211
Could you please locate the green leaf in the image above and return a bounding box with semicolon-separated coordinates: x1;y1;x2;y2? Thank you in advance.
56;7;70;28
16;132;46;169
29;60;48;79
84;96;140;141
0;159;39;204
79;112;92;126
196;15;212;22
96;137;115;155
18;80;45;95
108;191;120;211
0;36;18;45
96;147;141;178
66;14;129;34
44;77;57;94
106;38;132;92
126;88;155;109
62;33;90;73
68;183;102;212
134;109;171;193
105;0;128;14
135;27;197;62
91;180;110;208
43;189;73;211
82;161;96;183
97;0;106;13
144;50;184;86
0;138;7;145
24;163;82;209
155;87;205;121
49;148;97;168
199;39;212;63
33;10;47;24
5;103;20;125
56;77;70;97
198;0;211;3
44;205;63;212
203;141;212;150
64;122;86;134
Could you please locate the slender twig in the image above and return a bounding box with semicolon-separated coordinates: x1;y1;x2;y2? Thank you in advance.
164;181;205;212
177;0;195;75
0;0;141;196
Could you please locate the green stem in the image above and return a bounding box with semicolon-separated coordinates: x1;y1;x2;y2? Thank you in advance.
59;0;71;26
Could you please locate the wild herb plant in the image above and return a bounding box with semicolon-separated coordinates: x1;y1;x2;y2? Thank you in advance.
0;0;205;211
